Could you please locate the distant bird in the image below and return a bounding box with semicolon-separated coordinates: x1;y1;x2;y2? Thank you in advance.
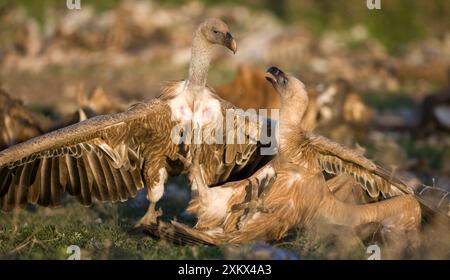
60;85;130;127
80;86;129;116
217;65;281;111
148;67;448;245
0;88;54;150
216;68;372;143
0;19;270;228
419;89;450;134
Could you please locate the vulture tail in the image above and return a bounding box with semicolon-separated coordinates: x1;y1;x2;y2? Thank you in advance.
142;221;218;246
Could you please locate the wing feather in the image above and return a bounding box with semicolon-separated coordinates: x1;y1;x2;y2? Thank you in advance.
198;96;271;186
98;154;119;202
17;163;32;206
50;157;61;206
28;163;41;204
39;157;52;207
0;168;12;197
0;100;170;211
86;152;109;201
110;166;129;201
0;101;155;166
309;133;412;198
65;155;81;196
119;167;137;197
77;156;92;205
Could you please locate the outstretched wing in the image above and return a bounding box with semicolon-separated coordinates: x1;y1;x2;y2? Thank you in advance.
0;100;171;211
308;133;450;219
307;133;413;199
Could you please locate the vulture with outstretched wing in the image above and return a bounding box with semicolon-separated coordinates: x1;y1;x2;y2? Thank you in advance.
0;19;273;227
147;67;449;245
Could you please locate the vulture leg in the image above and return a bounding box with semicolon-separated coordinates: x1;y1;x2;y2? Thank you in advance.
187;145;210;203
230;164;277;229
135;161;167;228
177;145;206;200
136;202;163;228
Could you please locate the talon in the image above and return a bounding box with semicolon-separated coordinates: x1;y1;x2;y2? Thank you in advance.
233;200;261;229
155;208;163;217
177;153;191;168
134;206;163;228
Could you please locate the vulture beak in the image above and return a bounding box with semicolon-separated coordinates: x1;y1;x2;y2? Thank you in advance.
225;32;237;54
265;66;287;85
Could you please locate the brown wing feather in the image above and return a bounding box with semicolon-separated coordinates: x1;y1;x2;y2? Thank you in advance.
197;95;271;186
0;100;170;211
308;133;413;198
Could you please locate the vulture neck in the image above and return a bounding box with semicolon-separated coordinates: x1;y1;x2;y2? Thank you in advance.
187;29;213;91
279;92;308;154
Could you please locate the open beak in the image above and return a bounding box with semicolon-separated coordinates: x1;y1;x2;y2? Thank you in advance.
265;66;287;85
225;32;237;54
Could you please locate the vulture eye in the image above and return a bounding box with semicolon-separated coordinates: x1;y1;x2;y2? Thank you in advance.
213;30;219;34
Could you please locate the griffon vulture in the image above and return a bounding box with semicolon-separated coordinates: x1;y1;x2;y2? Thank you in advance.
148;67;449;245
0;19;272;227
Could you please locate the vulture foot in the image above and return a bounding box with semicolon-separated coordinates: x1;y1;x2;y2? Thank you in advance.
134;204;163;228
231;165;276;229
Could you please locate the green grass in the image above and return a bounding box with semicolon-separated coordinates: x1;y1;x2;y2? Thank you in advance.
365;0;424;52
0;198;223;260
399;137;446;171
362;90;415;110
0;189;387;260
0;175;224;260
0;178;369;260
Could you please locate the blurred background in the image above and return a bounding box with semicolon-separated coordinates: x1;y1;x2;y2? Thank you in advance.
0;0;449;259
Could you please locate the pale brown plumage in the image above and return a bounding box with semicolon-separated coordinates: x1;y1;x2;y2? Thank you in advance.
149;67;449;245
0;19;272;228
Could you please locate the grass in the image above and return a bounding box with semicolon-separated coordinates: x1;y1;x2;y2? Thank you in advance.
0;206;363;260
0;175;224;260
0;198;223;260
0;175;370;260
2;173;417;260
400;137;446;171
362;90;416;110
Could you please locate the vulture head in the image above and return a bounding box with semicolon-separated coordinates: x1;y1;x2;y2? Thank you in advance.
265;66;309;126
265;66;306;99
199;18;237;54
